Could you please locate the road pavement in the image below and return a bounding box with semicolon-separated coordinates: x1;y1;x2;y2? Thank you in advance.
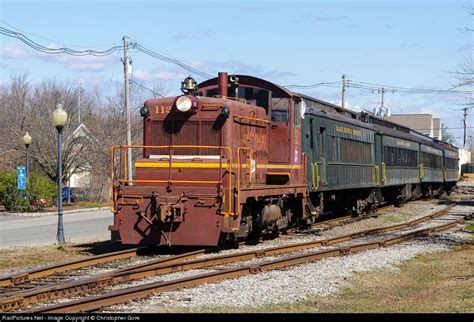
0;209;113;248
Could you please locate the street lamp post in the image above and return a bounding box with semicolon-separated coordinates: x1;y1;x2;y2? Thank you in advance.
52;104;68;245
21;132;32;184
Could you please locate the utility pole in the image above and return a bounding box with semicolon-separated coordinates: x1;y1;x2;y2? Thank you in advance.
373;87;396;117
462;107;468;148
379;87;385;110
341;74;346;109
123;36;133;183
78;87;81;124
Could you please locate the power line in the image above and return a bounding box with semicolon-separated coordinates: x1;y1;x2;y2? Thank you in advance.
0;20;117;49
0;26;123;56
289;78;472;95
0;24;215;79
284;81;339;89
388;126;474;131
130;79;163;97
347;79;472;94
1;23;472;93
134;42;214;79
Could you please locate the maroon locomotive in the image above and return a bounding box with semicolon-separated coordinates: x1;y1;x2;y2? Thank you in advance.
109;72;308;246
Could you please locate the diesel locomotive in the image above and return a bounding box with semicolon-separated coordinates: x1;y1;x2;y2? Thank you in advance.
108;72;459;246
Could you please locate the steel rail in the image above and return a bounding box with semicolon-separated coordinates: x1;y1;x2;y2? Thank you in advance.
2;203;459;312
293;203;400;233
0;247;149;288
26;213;470;313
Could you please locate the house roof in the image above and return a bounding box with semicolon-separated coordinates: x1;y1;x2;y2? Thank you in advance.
384;114;433;135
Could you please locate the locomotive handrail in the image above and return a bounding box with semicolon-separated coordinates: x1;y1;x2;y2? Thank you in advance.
237;147;253;216
381;162;386;183
311;162;320;190
419;163;425;179
233;115;271;127
110;145;235;216
374;165;380;185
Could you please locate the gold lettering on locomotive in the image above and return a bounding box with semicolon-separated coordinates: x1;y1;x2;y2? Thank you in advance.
336;126;362;136
396;140;411;148
154;105;172;114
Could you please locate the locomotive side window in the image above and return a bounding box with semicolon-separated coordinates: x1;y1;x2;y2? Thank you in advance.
236;87;270;111
294;100;301;128
271;97;289;123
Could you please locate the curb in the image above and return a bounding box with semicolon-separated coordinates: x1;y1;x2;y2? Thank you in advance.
0;207;109;217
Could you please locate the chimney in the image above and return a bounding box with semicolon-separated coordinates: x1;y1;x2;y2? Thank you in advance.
218;72;228;98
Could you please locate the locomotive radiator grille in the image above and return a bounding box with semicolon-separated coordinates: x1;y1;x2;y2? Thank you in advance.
148;120;221;155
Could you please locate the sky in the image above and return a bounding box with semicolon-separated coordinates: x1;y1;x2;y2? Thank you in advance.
0;0;472;146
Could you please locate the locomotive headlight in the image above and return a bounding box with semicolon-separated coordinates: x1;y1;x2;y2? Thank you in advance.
175;95;192;112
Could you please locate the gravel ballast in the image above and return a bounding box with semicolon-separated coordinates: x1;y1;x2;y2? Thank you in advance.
104;227;472;312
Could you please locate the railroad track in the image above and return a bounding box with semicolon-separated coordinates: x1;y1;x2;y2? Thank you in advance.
0;247;144;290
2;203;470;313
289;204;395;234
0;202;393;294
456;186;474;195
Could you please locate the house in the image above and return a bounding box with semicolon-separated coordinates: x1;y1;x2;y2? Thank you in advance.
67;123;92;188
383;114;442;139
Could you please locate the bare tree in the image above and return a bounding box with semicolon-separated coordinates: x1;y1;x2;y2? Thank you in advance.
0;75;98;184
0;73;171;200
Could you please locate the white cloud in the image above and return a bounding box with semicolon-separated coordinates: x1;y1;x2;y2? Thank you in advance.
0;42;30;59
50;54;117;71
330;99;363;112
133;68;187;82
202;59;297;80
172;29;216;42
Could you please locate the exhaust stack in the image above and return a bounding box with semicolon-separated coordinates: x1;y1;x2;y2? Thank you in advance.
218;72;228;98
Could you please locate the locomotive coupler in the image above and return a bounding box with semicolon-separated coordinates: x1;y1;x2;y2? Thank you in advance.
159;202;184;223
151;191;188;223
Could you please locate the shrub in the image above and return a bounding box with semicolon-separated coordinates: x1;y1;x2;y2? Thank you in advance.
0;170;56;211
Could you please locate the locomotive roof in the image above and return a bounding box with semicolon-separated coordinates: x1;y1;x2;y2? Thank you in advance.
197;74;457;152
294;92;358;117
305;107;378;132
198;74;294;98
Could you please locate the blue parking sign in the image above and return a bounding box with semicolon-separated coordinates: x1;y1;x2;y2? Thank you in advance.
17;166;26;190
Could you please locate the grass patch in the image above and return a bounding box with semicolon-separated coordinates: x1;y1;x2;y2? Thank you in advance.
0;245;89;275
465;222;474;233
69;201;109;209
381;213;411;223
